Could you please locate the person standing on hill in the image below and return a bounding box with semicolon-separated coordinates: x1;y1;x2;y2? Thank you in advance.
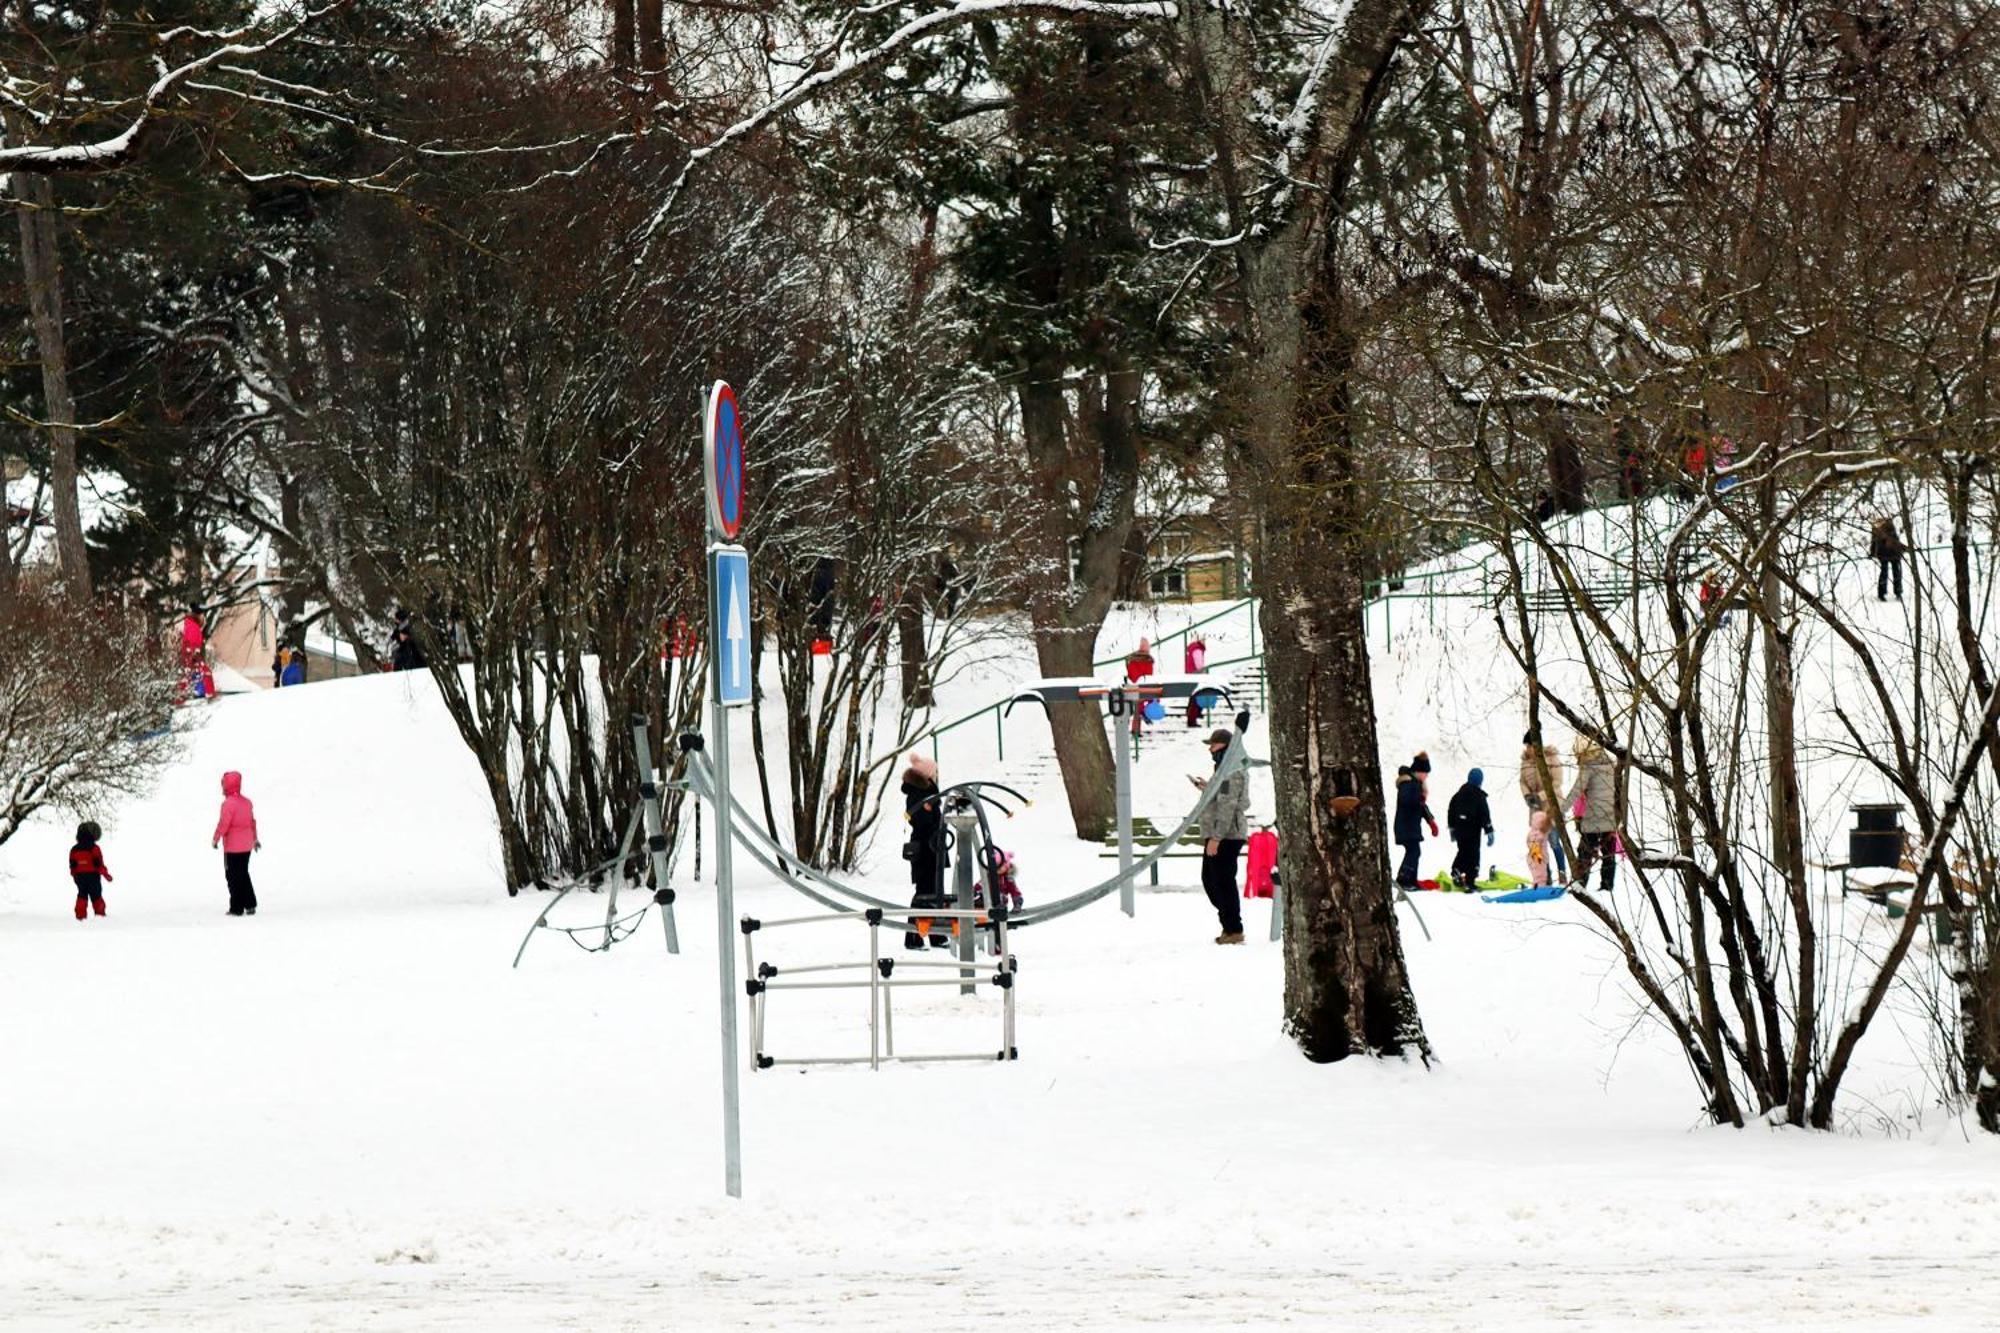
212;771;262;916
1869;518;1904;601
69;821;113;920
1392;765;1435;889
1191;728;1249;944
1518;731;1568;880
1446;769;1494;889
1183;635;1207;727
901;754;949;949
1563;740;1620;893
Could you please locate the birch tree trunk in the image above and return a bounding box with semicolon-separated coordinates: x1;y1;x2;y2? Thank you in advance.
12;168;91;603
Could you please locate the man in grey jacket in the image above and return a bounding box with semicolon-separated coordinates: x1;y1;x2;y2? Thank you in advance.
1193;728;1250;944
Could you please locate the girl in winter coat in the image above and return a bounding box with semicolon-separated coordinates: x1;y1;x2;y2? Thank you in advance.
901;754;949;948
212;771;261;916
1392;766;1434;888
69;820;113;919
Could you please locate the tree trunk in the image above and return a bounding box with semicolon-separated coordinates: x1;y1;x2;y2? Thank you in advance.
1258;262;1429;1062
12;169;91;603
1758;478;1813;1123
610;0;635;72
895;582;930;708
1190;0;1434;1061
637;0;665;69
1016;363;1133;842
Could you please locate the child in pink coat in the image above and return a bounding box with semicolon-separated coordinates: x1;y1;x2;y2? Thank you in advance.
212;771;261;916
1526;809;1552;887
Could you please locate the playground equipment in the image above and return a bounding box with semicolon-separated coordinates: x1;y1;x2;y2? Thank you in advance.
742;905;1018;1069
511;714;683;967
1004;676;1234;918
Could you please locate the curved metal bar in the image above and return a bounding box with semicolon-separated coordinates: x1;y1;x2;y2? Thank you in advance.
512;881;581;968
684;724;1258;930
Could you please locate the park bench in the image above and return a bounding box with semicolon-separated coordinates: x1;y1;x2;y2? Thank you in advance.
1099;815;1202;886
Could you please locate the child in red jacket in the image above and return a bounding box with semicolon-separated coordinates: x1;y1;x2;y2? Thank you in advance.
70;821;113;919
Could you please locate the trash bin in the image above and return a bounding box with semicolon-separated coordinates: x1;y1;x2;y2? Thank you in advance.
1850;803;1904;869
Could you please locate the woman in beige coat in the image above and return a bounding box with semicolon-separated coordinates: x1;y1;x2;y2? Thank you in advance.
1563;738;1621;892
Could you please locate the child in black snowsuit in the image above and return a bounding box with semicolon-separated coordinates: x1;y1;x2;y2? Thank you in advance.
902;754;950;949
69;820;114;920
1445;769;1494;889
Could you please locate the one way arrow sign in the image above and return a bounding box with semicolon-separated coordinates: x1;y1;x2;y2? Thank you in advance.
709;545;752;708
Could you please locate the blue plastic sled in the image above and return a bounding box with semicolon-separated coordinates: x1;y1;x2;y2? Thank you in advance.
1484;885;1567;904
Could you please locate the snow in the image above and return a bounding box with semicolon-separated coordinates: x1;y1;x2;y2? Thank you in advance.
3;583;1997;1328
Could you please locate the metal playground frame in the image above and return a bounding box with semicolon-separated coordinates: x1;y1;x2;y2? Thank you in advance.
741;906;1019;1069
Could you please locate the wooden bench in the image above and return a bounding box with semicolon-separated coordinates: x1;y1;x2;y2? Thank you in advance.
1517;583;1633;617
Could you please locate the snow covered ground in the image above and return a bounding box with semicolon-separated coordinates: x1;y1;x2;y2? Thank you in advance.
4;596;1998;1330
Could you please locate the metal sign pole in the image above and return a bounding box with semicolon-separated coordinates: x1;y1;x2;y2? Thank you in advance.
1115;697;1136;917
704;380;749;1200
711;669;743;1198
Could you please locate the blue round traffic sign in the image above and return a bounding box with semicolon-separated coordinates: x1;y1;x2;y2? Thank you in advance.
705;381;745;540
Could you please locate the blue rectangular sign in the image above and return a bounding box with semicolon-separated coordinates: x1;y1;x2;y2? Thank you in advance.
709;545;752;708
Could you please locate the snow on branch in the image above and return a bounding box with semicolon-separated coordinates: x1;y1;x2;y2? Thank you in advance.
0;2;347;175
637;0;1177;246
1450;246;1747;365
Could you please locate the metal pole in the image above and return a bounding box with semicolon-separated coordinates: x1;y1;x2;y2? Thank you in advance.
711;695;744;1198
1116;704;1135;917
631;717;680;953
948;804;979;995
869;917;881;1071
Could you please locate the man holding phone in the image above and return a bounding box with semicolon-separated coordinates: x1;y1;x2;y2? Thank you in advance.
1190;728;1250;944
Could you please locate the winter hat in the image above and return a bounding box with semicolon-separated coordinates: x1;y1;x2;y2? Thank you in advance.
76;820;100;844
1529;809;1550;833
1396;765;1413;780
1468;768;1484;787
1411;751;1431;774
907;753;939;784
1206;728;1235;748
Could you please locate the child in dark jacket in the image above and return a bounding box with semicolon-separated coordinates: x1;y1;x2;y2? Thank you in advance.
70;821;113;920
1446;769;1494;889
1392;767;1434;888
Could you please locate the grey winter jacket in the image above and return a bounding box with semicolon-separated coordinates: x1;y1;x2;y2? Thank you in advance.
1198;766;1250;842
1563;754;1620;834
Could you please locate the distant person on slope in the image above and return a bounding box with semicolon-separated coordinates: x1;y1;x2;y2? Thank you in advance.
212;771;262;917
1869;518;1904;601
901;754;949;949
1446;769;1494;889
1563;740;1620;894
1392;765;1435;889
1191;728;1249;944
1184;635;1207;727
69;821;113;920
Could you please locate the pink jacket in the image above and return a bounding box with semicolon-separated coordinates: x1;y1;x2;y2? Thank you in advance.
1526;810;1551;887
214;772;258;853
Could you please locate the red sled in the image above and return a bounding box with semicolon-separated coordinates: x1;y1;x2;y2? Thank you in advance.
1244;829;1278;899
